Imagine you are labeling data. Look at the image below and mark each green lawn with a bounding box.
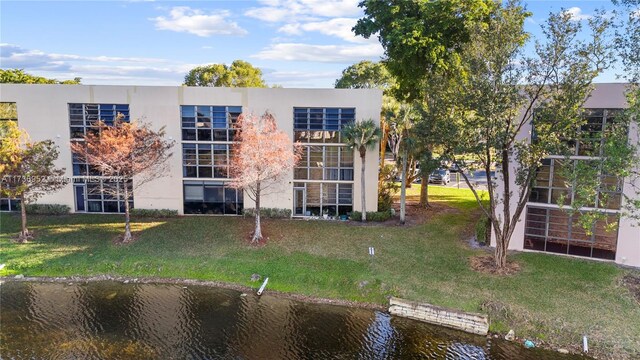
[1,186,638,358]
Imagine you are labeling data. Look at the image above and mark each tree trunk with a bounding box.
[419,175,430,208]
[252,181,263,243]
[19,197,29,242]
[494,234,507,269]
[122,182,132,243]
[400,150,407,225]
[360,149,367,222]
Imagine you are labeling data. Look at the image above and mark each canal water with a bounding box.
[0,281,586,359]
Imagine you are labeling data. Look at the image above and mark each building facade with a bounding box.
[491,83,640,268]
[0,85,382,216]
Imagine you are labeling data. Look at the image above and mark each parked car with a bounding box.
[449,163,461,173]
[429,169,450,184]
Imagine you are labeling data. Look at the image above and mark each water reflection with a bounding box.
[0,281,584,359]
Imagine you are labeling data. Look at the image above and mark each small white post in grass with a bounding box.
[257,277,269,296]
[583,335,588,353]
[368,247,375,256]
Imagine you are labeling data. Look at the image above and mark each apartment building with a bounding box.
[0,85,382,217]
[492,83,640,268]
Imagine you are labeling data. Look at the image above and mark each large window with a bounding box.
[294,145,354,181]
[183,181,243,215]
[0,103,19,211]
[69,103,131,213]
[524,206,618,260]
[293,107,355,217]
[529,158,623,210]
[293,182,352,217]
[182,144,230,178]
[69,103,130,140]
[527,108,625,260]
[73,179,133,213]
[181,105,241,141]
[294,107,355,143]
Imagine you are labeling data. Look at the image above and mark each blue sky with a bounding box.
[0,0,632,88]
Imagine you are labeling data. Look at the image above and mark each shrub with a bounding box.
[350,210,393,222]
[25,204,70,215]
[378,164,399,212]
[243,208,291,218]
[130,208,178,218]
[475,214,491,245]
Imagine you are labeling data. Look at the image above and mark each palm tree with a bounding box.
[342,119,381,222]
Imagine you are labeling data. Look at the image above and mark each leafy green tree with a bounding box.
[342,119,381,222]
[183,60,267,87]
[335,60,395,90]
[354,0,495,100]
[0,121,66,242]
[0,69,80,84]
[447,3,616,269]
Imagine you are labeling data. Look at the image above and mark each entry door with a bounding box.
[74,185,86,212]
[294,188,306,216]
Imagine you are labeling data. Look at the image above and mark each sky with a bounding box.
[0,0,633,88]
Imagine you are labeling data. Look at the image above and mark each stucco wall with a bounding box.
[0,84,382,215]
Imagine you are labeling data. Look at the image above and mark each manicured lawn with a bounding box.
[1,186,638,358]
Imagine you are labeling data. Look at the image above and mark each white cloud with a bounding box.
[245,0,361,22]
[278,17,373,43]
[253,42,383,63]
[0,43,194,85]
[564,7,592,21]
[151,7,247,37]
[632,8,640,19]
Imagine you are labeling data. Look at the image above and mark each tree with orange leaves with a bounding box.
[71,118,174,243]
[229,112,301,244]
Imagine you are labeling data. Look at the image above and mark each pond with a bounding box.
[0,281,586,359]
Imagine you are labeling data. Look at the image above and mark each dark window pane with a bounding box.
[182,129,196,140]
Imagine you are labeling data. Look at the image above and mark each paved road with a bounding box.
[425,170,495,191]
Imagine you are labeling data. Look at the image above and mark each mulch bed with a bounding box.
[469,255,521,275]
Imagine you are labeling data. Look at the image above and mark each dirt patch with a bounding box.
[111,232,141,245]
[470,255,521,276]
[621,273,640,304]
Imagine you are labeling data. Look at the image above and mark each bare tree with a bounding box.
[71,118,174,243]
[229,112,302,243]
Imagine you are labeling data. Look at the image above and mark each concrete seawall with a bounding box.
[389,297,489,335]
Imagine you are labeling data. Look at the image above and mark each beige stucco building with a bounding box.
[0,84,382,217]
[491,83,640,268]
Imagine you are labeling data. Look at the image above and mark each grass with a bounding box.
[1,186,638,358]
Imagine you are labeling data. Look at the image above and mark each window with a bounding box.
[181,105,241,142]
[69,103,130,140]
[183,181,243,215]
[529,158,623,210]
[292,107,355,216]
[182,143,230,178]
[294,146,354,181]
[74,179,133,213]
[0,198,20,212]
[68,104,132,213]
[524,206,618,260]
[293,182,352,217]
[294,107,355,144]
[0,102,18,122]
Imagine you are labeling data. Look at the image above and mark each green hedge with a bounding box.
[25,204,70,215]
[129,208,178,218]
[243,208,292,218]
[349,210,393,222]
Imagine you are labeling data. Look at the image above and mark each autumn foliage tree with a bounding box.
[229,112,301,243]
[0,121,66,242]
[71,118,174,243]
